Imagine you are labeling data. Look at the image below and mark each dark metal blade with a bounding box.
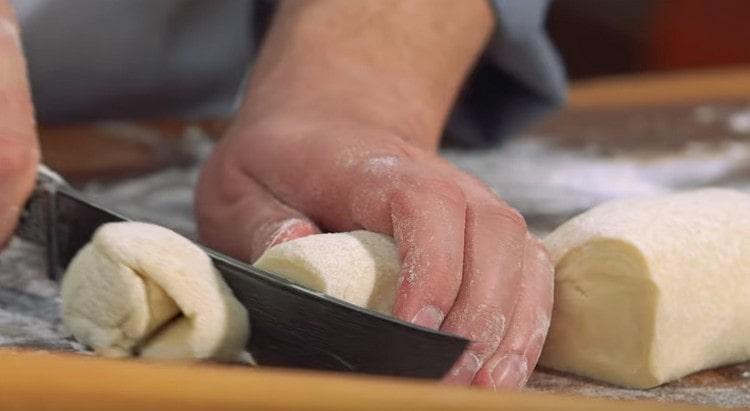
[17,184,469,379]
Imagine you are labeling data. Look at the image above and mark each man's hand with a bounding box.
[198,122,554,389]
[197,0,553,389]
[0,1,40,247]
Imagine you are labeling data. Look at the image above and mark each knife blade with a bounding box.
[16,167,468,379]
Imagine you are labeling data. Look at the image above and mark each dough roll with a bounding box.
[254,231,401,315]
[61,222,249,361]
[541,189,750,388]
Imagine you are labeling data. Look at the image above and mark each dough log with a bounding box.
[254,231,401,315]
[61,222,249,361]
[541,189,750,388]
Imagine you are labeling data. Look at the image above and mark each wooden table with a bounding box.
[19,66,750,409]
[0,349,714,411]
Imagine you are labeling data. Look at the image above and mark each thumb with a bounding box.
[1,2,40,247]
[195,154,320,264]
[0,137,39,247]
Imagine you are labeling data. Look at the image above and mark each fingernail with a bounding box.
[491,354,528,390]
[446,352,481,384]
[411,305,444,330]
[266,218,309,248]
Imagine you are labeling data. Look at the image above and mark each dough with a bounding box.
[61,222,249,361]
[254,231,400,314]
[541,188,750,388]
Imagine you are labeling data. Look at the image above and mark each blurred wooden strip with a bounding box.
[0,349,713,411]
[37,119,228,185]
[568,66,750,109]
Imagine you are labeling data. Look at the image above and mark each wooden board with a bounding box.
[0,349,716,411]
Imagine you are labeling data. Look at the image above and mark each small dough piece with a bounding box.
[541,189,750,388]
[254,231,400,314]
[61,222,249,361]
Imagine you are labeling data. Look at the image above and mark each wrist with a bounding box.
[225,109,424,162]
[235,100,435,154]
[234,0,494,152]
[236,60,442,151]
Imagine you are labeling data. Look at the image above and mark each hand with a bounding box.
[196,120,554,389]
[0,1,40,247]
[196,0,553,389]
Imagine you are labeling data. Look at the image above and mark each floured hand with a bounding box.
[195,0,553,389]
[197,122,553,388]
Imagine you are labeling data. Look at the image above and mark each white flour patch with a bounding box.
[445,137,750,220]
[728,110,750,134]
[366,155,399,171]
[693,106,719,124]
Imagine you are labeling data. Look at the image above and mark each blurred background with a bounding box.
[548,0,750,78]
[36,0,750,230]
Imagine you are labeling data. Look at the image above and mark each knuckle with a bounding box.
[392,175,467,212]
[497,206,527,231]
[473,201,527,233]
[421,177,467,206]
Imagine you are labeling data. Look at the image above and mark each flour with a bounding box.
[693,106,719,124]
[445,137,750,221]
[728,110,750,134]
[365,155,400,173]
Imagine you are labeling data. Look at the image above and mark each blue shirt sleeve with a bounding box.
[444,0,567,147]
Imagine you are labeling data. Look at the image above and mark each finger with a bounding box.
[0,2,34,130]
[0,2,39,246]
[0,135,39,247]
[441,178,527,385]
[195,150,320,263]
[314,151,468,329]
[388,175,467,330]
[472,234,554,390]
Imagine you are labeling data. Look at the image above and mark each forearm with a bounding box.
[236,0,494,151]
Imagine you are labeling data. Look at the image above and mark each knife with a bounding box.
[15,166,468,379]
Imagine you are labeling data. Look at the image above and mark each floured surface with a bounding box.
[0,239,85,351]
[528,366,750,408]
[2,104,750,407]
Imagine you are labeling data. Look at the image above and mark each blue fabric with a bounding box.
[15,0,566,146]
[445,0,567,146]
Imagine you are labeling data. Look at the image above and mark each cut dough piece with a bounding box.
[254,231,400,314]
[541,188,750,388]
[61,222,249,361]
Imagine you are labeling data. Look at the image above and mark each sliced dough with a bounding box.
[254,231,400,314]
[541,188,750,388]
[61,222,249,361]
